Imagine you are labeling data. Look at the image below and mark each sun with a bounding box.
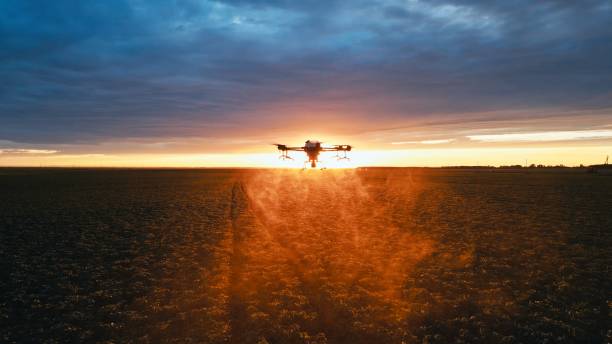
[316,152,357,169]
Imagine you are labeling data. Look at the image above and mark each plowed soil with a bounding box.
[1,168,610,343]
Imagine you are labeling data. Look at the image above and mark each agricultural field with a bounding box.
[1,168,610,343]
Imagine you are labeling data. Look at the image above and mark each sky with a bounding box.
[1,0,612,167]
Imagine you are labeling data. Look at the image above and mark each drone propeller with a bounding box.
[272,143,288,151]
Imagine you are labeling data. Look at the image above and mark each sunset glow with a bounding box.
[2,145,611,168]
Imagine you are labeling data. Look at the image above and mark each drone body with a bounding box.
[274,140,352,168]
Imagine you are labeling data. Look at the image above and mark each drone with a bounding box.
[274,140,352,168]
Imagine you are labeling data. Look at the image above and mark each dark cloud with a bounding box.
[1,0,611,145]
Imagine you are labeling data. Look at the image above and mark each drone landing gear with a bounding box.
[279,150,293,161]
[335,150,350,161]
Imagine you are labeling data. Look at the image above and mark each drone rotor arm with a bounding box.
[321,145,352,151]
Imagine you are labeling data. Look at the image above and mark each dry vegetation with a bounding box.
[1,168,610,343]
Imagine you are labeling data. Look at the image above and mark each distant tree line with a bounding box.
[442,164,587,169]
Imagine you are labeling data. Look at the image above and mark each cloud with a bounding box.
[0,0,611,148]
[392,139,455,145]
[467,129,612,142]
[0,149,58,154]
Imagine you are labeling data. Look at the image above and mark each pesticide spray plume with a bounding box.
[222,168,442,341]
